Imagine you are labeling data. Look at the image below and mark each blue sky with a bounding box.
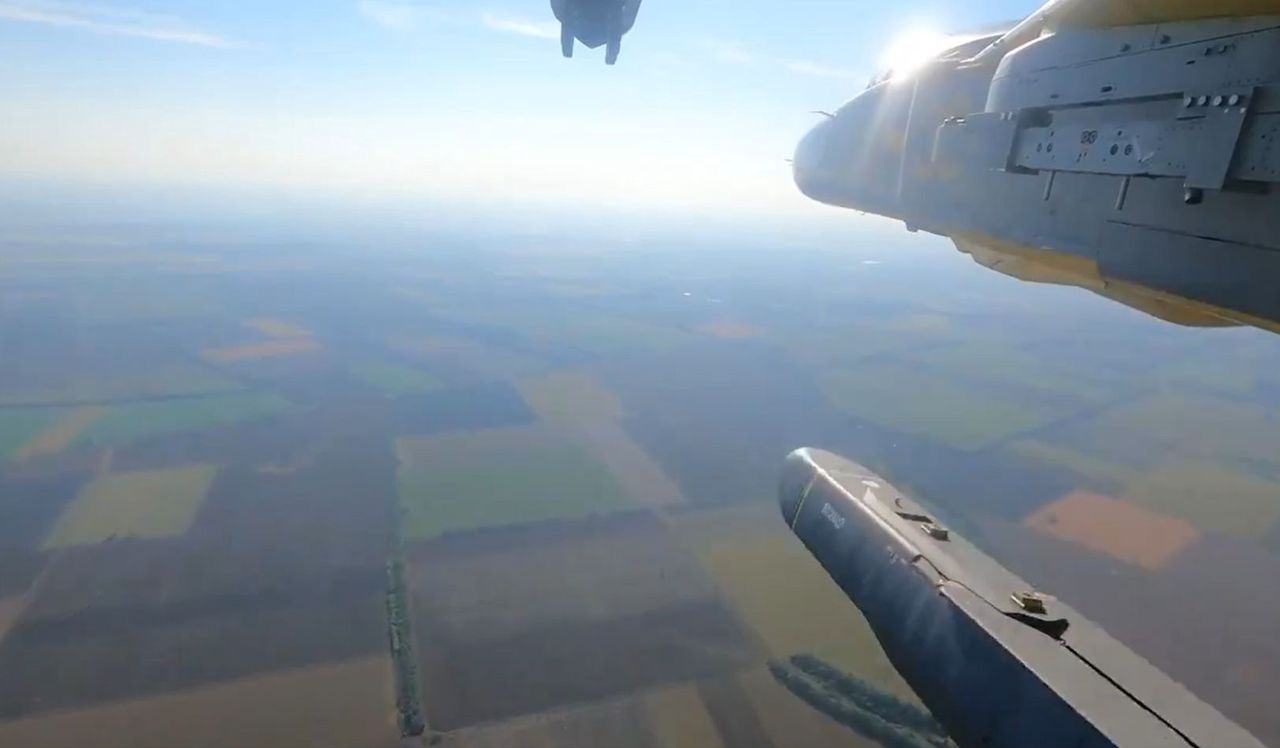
[0,0,1036,222]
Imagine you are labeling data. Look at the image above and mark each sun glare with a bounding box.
[878,28,952,77]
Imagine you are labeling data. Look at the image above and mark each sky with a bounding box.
[0,0,1038,226]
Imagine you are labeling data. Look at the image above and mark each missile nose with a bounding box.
[779,448,818,527]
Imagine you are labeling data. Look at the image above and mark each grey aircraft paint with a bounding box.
[794,15,1280,333]
[779,448,1267,748]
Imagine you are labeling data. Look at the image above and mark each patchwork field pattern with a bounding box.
[407,511,760,730]
[73,393,299,451]
[519,370,684,507]
[818,362,1076,451]
[0,655,399,748]
[0,579,388,717]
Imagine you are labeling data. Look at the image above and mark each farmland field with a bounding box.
[1022,491,1199,571]
[202,338,321,363]
[646,683,725,748]
[245,318,313,339]
[416,597,758,730]
[0,655,398,748]
[669,503,913,699]
[350,360,444,397]
[818,362,1076,451]
[443,690,660,748]
[0,584,389,716]
[73,393,298,450]
[518,370,625,423]
[14,406,104,459]
[1120,462,1280,538]
[406,511,717,642]
[42,464,216,549]
[396,426,634,539]
[1,226,1279,747]
[0,409,58,461]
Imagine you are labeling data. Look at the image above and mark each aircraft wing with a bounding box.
[948,235,1280,333]
[975,0,1280,63]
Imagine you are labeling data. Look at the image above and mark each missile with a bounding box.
[779,447,1265,748]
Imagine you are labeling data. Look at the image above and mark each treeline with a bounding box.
[768,654,951,748]
[386,553,426,737]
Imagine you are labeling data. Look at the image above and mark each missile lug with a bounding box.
[920,522,950,541]
[1011,591,1048,615]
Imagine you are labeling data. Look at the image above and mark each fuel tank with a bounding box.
[794,15,1280,333]
[779,448,1266,748]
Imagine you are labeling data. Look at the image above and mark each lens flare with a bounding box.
[878,28,951,76]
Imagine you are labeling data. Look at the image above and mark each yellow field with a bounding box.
[574,422,685,507]
[245,318,312,338]
[669,503,915,700]
[15,407,104,460]
[201,338,320,363]
[518,370,624,423]
[645,684,724,748]
[518,371,684,507]
[42,465,216,549]
[443,673,874,748]
[696,321,763,339]
[0,655,399,748]
[443,690,657,748]
[0,595,28,647]
[257,458,306,476]
[1023,491,1198,571]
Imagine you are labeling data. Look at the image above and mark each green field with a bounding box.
[72,392,298,449]
[1007,439,1137,489]
[672,504,913,700]
[1050,392,1280,473]
[518,370,624,424]
[387,335,547,380]
[1122,461,1280,538]
[43,464,217,548]
[397,429,634,539]
[818,362,1075,450]
[349,360,444,397]
[0,364,242,407]
[901,342,1122,405]
[497,316,694,357]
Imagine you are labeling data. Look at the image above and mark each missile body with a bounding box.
[779,448,1265,748]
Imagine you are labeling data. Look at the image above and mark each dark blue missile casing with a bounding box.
[779,448,1265,748]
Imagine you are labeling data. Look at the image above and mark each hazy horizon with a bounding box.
[0,0,1036,221]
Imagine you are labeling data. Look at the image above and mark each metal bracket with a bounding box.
[932,111,1023,174]
[1181,88,1255,190]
